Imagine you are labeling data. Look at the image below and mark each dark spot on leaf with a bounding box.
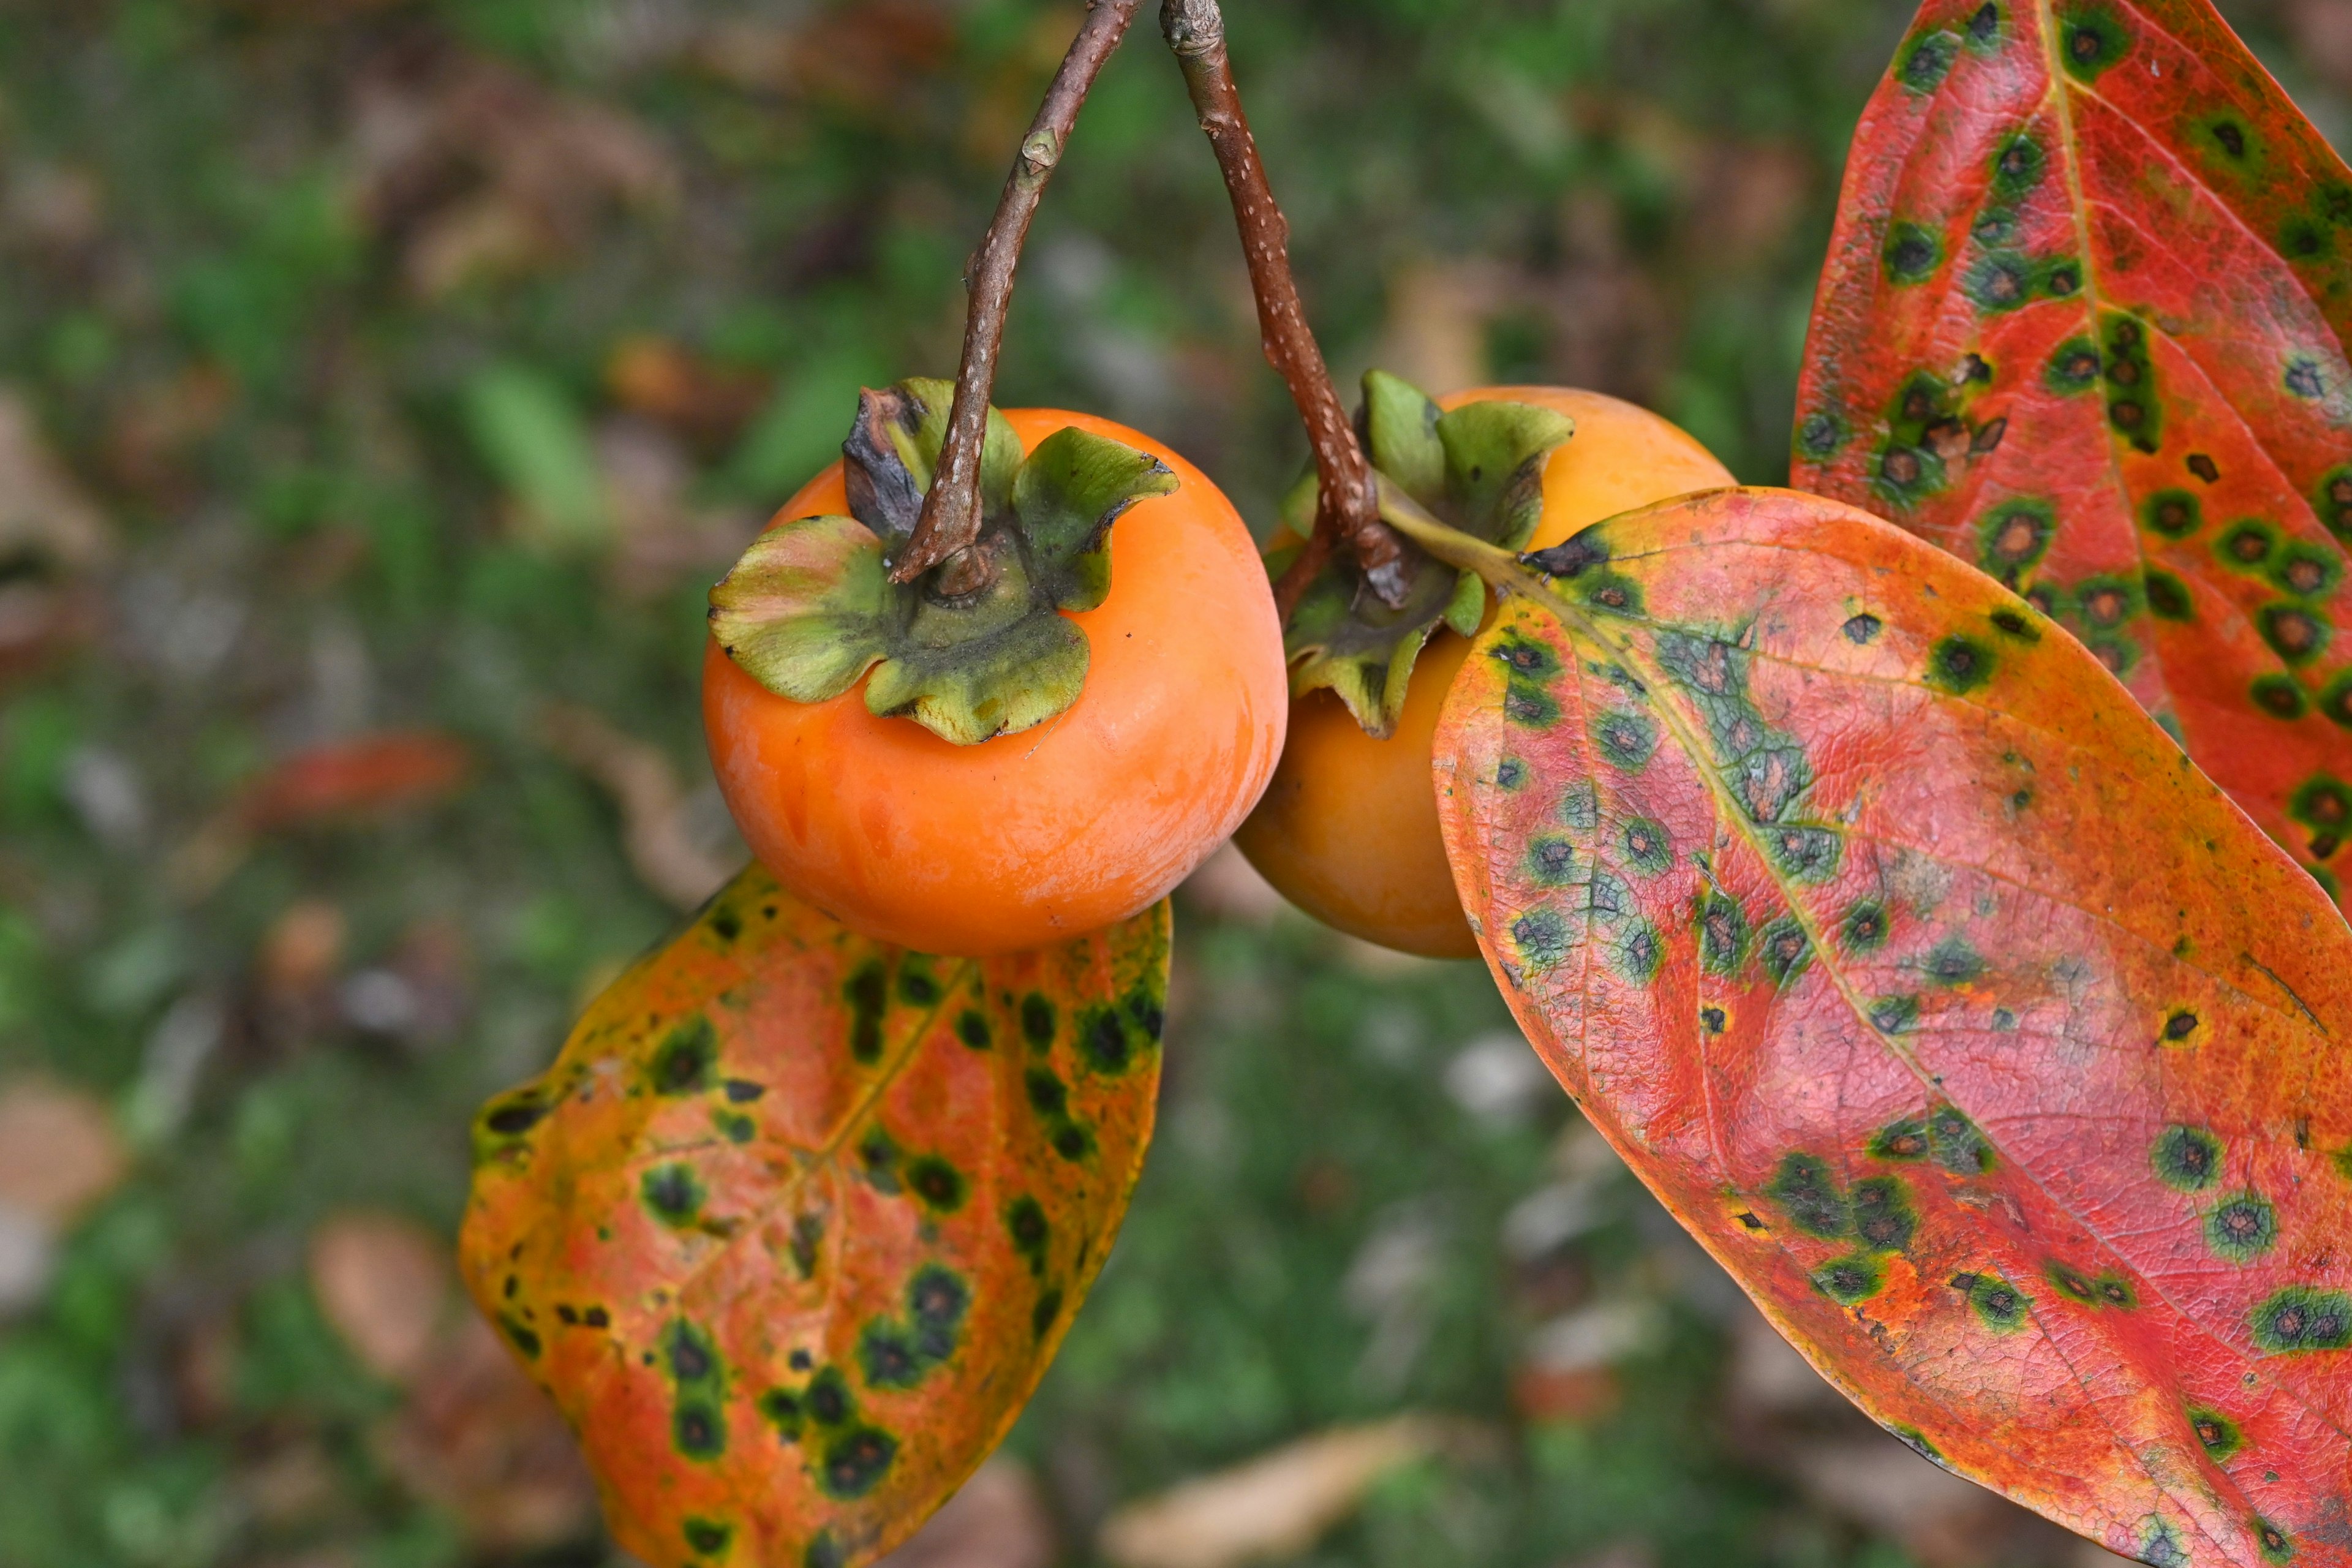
[1926,937,1983,985]
[1033,1286,1065,1341]
[1701,1006,1727,1035]
[1623,818,1671,875]
[1698,895,1749,974]
[1528,837,1577,886]
[2146,571,2192,620]
[1812,1254,1883,1303]
[1512,908,1572,969]
[2165,1009,2199,1041]
[1872,1118,1929,1161]
[2145,491,2200,538]
[653,1017,718,1095]
[724,1079,764,1102]
[957,1010,992,1050]
[1931,1106,1992,1174]
[1798,413,1846,460]
[844,963,886,1065]
[1524,529,1609,578]
[1843,614,1882,644]
[2288,358,2328,400]
[643,1163,706,1226]
[1007,1196,1049,1273]
[2190,454,2221,484]
[1871,995,1921,1033]
[1082,1008,1133,1073]
[1593,711,1657,771]
[1760,919,1811,985]
[1884,222,1942,284]
[1504,680,1562,728]
[820,1427,897,1499]
[1852,1176,1917,1251]
[2154,1124,2223,1191]
[2252,1286,2352,1352]
[675,1400,726,1460]
[1899,29,1959,91]
[806,1368,850,1426]
[1020,993,1055,1049]
[907,1155,967,1213]
[484,1095,548,1136]
[2261,605,2329,665]
[2254,675,2309,720]
[896,960,940,1008]
[1928,635,1992,693]
[1967,1272,2029,1332]
[1769,1152,1847,1237]
[2208,1193,2278,1261]
[685,1518,733,1556]
[1024,1067,1068,1117]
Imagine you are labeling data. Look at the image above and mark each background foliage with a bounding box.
[3,1,2348,1566]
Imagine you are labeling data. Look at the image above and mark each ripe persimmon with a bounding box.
[705,386,1287,958]
[1236,384,1735,958]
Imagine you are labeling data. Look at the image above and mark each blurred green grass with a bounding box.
[1,2,2345,1566]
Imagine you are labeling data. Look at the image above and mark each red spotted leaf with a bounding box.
[1793,0,2352,906]
[1435,488,2352,1566]
[458,867,1167,1568]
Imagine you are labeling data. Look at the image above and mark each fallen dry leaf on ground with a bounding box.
[309,1210,453,1385]
[0,1077,129,1227]
[241,731,473,829]
[537,701,734,909]
[374,1311,598,1553]
[349,43,676,298]
[1098,1417,1443,1568]
[604,336,772,453]
[875,1458,1057,1568]
[0,386,114,573]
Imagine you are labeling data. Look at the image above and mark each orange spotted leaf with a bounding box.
[458,866,1167,1568]
[1793,0,2352,906]
[1436,488,2352,1567]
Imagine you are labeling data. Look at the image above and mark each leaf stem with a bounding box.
[891,0,1148,595]
[1159,0,1407,617]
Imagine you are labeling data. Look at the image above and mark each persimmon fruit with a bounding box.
[705,405,1287,958]
[1235,386,1735,958]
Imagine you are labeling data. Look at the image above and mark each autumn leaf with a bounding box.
[1793,0,2352,908]
[1434,488,2352,1566]
[459,866,1169,1568]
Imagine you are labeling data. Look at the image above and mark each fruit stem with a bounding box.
[1159,0,1408,619]
[1373,477,1550,598]
[892,0,1148,595]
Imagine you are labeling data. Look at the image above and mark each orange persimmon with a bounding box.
[1235,386,1735,958]
[705,408,1287,957]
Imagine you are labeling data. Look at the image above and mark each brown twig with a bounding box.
[1161,0,1406,617]
[891,0,1148,595]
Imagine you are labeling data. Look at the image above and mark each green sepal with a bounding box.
[1442,570,1488,638]
[1362,370,1446,511]
[709,379,1175,746]
[1016,426,1180,613]
[1281,371,1574,736]
[886,379,1026,533]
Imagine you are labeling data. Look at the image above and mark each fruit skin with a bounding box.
[706,408,1286,957]
[1235,387,1733,958]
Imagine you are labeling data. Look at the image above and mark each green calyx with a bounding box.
[708,378,1178,745]
[1279,371,1574,737]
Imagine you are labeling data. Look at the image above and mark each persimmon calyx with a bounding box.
[708,379,1177,747]
[1276,370,1572,738]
